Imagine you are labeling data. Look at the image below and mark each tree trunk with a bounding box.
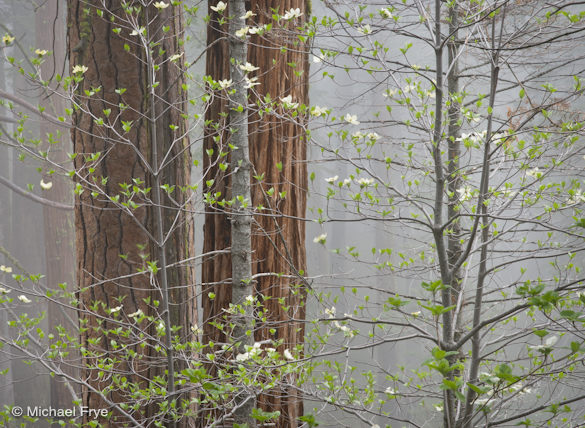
[67,1,195,426]
[36,0,79,412]
[203,1,308,426]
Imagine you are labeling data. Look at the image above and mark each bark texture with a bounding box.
[203,1,308,426]
[68,2,194,426]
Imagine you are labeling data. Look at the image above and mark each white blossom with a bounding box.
[128,309,143,318]
[153,2,169,9]
[457,131,486,145]
[385,387,397,395]
[239,62,259,72]
[282,8,302,20]
[357,24,372,34]
[404,83,419,94]
[40,179,53,190]
[72,65,88,74]
[240,10,256,19]
[343,178,351,186]
[283,349,295,360]
[357,177,374,187]
[235,27,249,38]
[325,175,338,184]
[0,287,9,294]
[457,186,473,202]
[313,233,327,244]
[1,265,13,273]
[244,77,260,88]
[110,305,123,314]
[35,49,47,56]
[311,105,328,117]
[381,8,393,19]
[280,95,299,109]
[340,325,354,337]
[2,34,15,45]
[169,53,183,62]
[568,190,585,204]
[217,79,232,89]
[526,167,541,178]
[248,26,265,35]
[325,306,336,318]
[18,295,31,304]
[236,352,250,361]
[210,1,227,13]
[129,27,146,36]
[344,114,360,125]
[312,54,324,63]
[245,295,255,304]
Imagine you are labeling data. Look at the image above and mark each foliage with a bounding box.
[0,0,585,427]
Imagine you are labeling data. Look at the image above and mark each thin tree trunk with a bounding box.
[68,2,194,426]
[202,1,308,426]
[228,2,256,425]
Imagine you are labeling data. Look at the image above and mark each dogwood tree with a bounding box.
[301,0,585,427]
[0,0,585,427]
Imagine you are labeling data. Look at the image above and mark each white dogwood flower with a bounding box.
[210,1,227,13]
[313,233,327,244]
[239,62,259,72]
[240,10,256,19]
[40,179,53,190]
[235,27,249,38]
[311,105,328,116]
[282,8,302,20]
[2,34,15,45]
[244,77,260,88]
[357,24,372,34]
[280,95,299,109]
[344,114,360,125]
[217,79,232,89]
[18,295,32,304]
[72,65,88,74]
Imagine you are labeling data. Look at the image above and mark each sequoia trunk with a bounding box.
[68,1,195,426]
[203,1,308,426]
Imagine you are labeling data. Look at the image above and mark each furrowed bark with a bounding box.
[203,1,308,425]
[68,2,194,426]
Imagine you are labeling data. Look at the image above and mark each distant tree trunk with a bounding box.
[67,1,195,426]
[0,2,14,406]
[36,0,79,411]
[203,1,308,426]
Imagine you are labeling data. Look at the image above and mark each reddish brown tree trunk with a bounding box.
[68,1,195,426]
[203,1,308,426]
